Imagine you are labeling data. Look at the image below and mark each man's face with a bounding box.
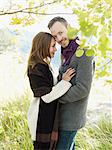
[49,21,69,48]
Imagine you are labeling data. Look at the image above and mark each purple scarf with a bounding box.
[61,37,79,66]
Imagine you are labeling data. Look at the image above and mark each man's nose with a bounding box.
[57,35,62,42]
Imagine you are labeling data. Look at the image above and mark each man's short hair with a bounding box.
[48,16,68,29]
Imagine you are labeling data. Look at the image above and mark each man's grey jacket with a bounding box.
[58,52,95,131]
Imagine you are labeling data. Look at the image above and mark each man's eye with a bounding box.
[59,32,63,35]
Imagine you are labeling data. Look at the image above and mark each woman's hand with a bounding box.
[62,68,76,82]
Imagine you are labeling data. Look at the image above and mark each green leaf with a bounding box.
[85,49,95,56]
[10,17,22,25]
[100,70,108,77]
[67,26,78,39]
[76,49,84,57]
[79,38,86,48]
[98,35,110,56]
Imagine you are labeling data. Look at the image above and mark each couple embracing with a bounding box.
[27,17,94,150]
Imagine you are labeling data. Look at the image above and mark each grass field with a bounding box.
[0,93,112,150]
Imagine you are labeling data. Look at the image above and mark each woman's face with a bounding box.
[49,38,57,58]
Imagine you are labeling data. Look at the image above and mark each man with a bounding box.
[48,17,94,150]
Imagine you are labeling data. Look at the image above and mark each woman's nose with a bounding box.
[54,47,57,52]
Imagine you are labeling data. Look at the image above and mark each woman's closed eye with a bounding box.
[52,44,55,48]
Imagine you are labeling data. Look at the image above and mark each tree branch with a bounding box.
[0,0,59,16]
[0,11,73,15]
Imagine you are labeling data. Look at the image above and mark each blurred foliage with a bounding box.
[65,0,112,79]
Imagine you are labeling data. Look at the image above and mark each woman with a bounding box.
[27,32,75,150]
